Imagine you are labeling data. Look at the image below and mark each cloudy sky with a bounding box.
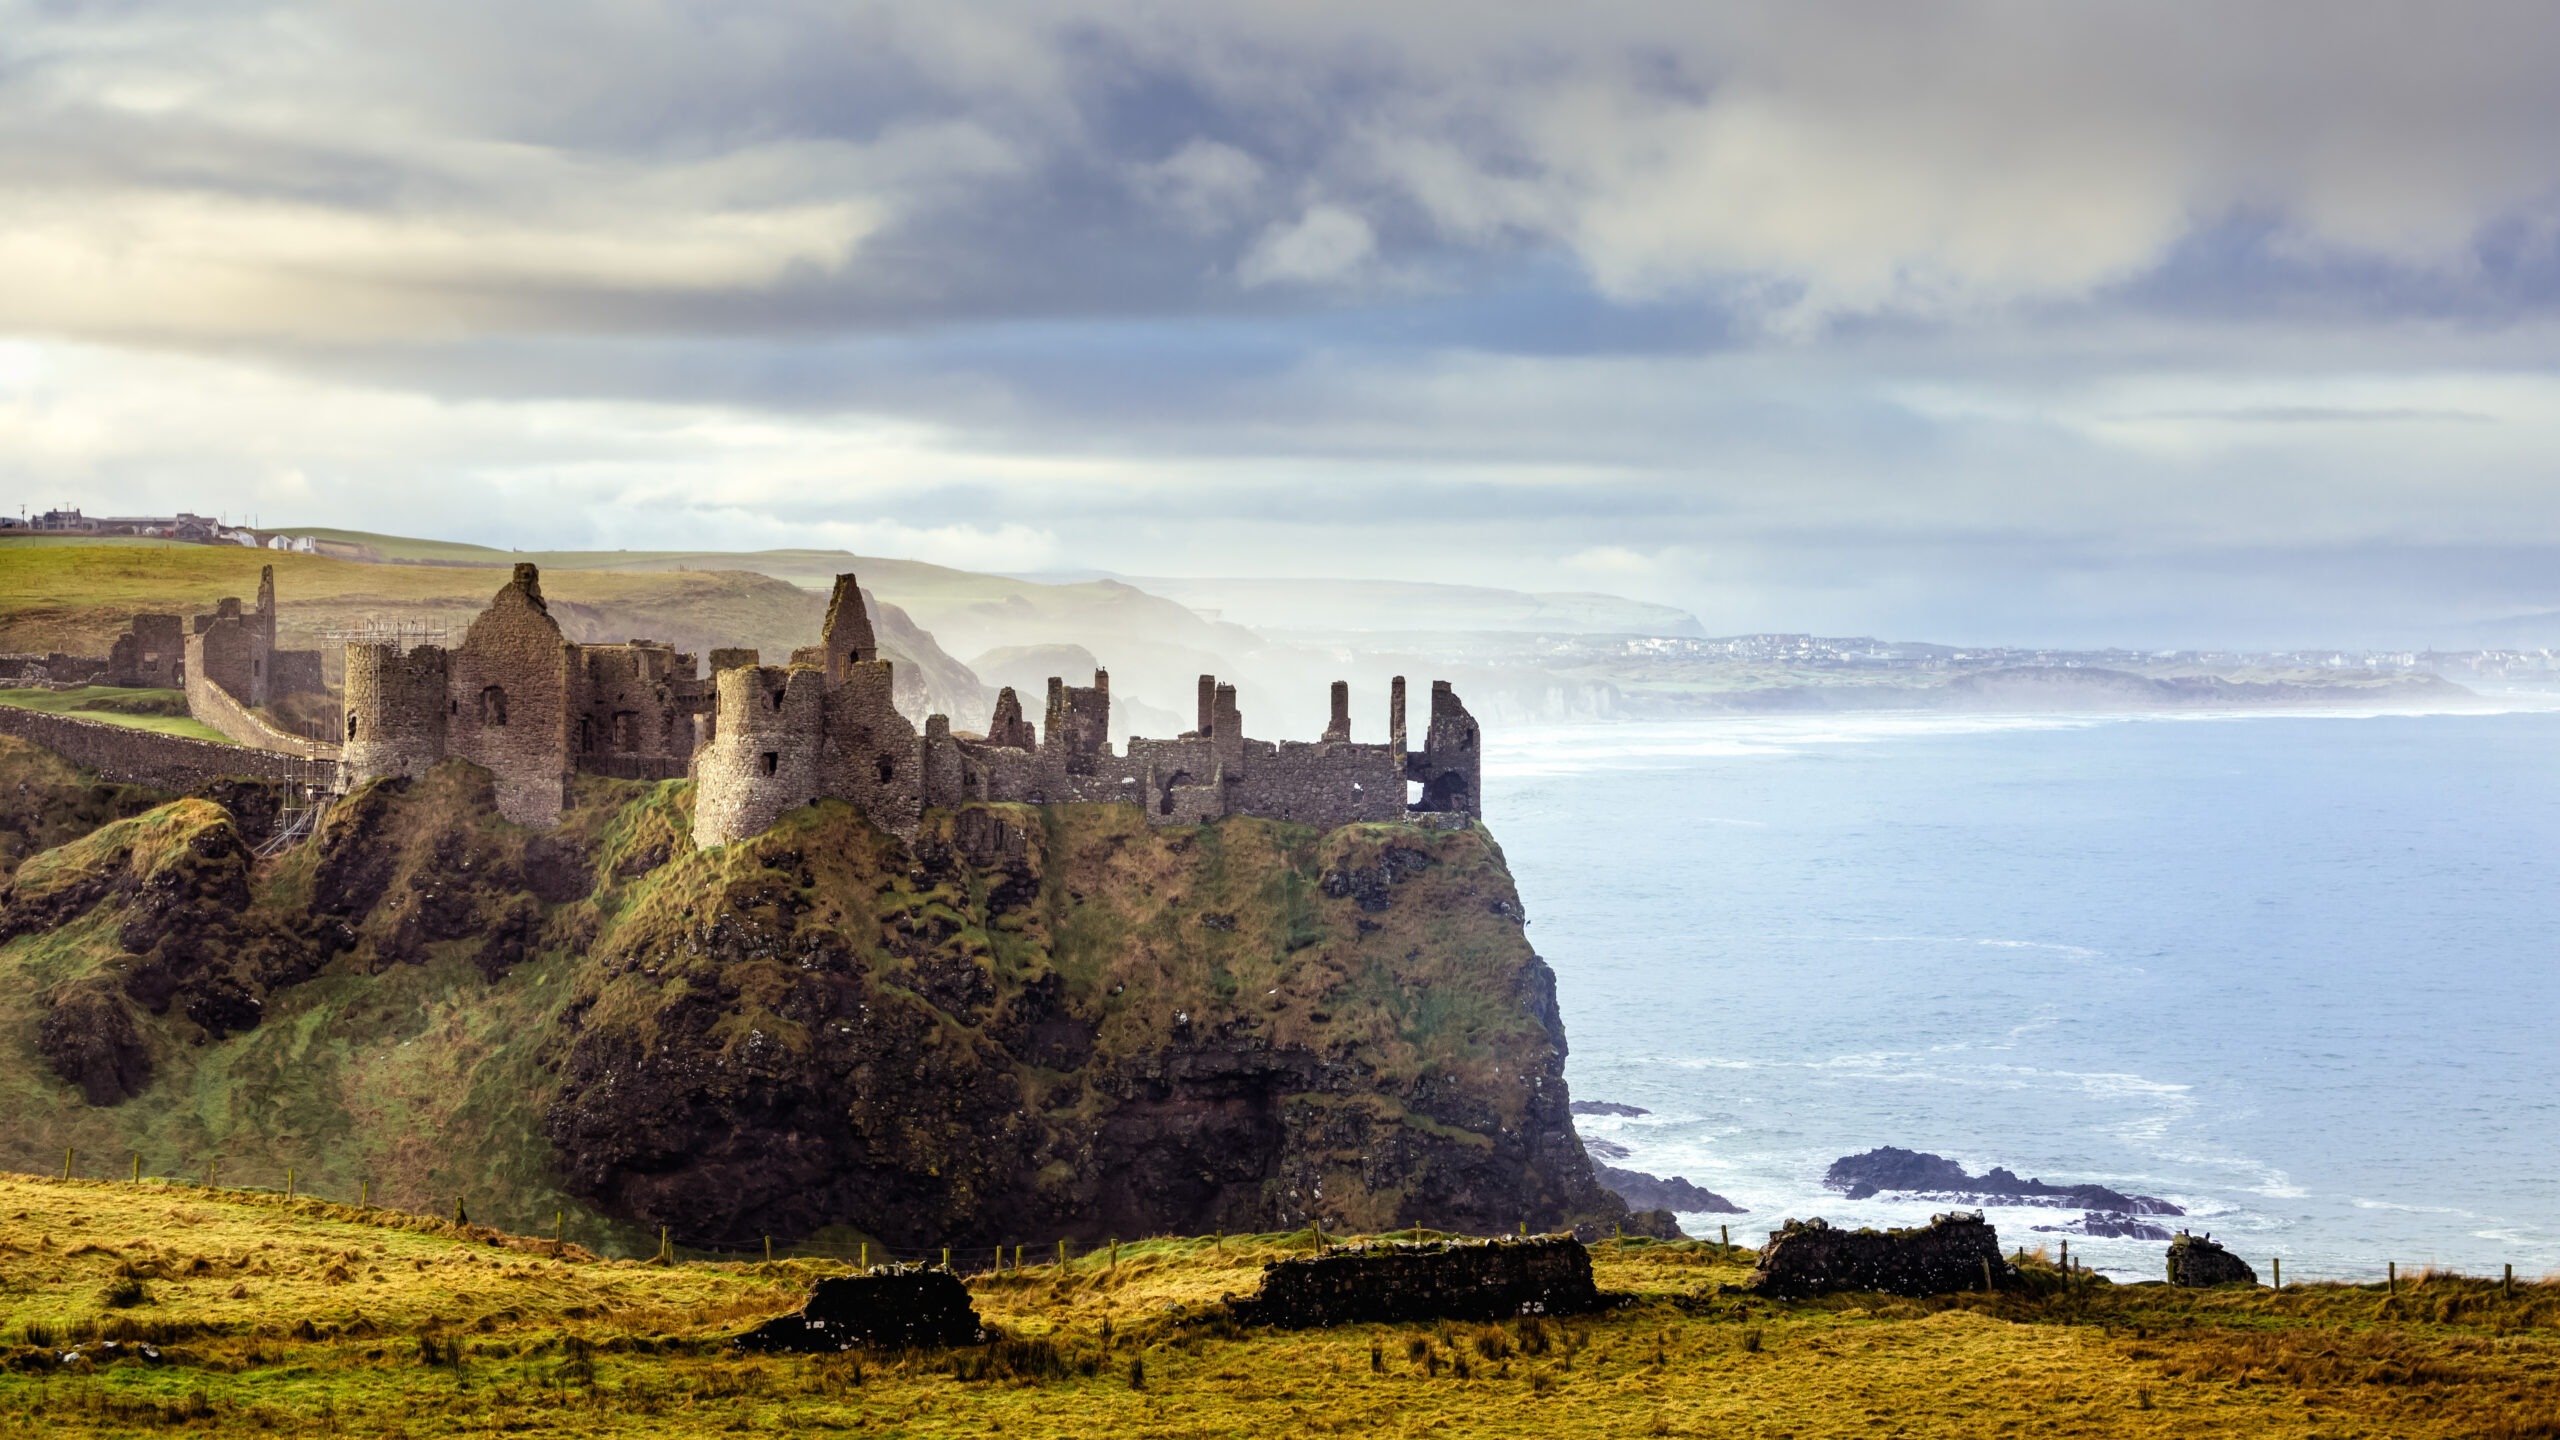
[4,1,2559,646]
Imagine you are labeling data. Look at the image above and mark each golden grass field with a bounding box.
[2,1173,2554,1438]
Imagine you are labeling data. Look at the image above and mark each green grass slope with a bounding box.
[0,686,229,743]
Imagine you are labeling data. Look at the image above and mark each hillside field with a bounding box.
[1,1172,2555,1438]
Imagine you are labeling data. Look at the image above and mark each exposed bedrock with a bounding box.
[542,800,1631,1248]
[1824,1146,2182,1215]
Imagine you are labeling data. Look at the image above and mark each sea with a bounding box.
[1487,703,2560,1283]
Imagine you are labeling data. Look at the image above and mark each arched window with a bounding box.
[347,713,361,742]
[874,754,895,784]
[1159,770,1192,816]
[479,685,508,726]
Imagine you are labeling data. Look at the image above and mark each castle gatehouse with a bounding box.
[343,564,1481,847]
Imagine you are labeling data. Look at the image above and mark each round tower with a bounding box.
[693,664,826,847]
[342,642,450,785]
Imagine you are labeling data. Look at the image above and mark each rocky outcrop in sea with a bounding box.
[1824,1147,2182,1215]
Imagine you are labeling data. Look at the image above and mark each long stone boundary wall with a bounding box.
[1742,1212,2017,1298]
[183,658,341,760]
[0,705,334,791]
[1227,1237,1611,1328]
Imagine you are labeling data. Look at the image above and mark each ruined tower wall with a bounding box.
[1408,680,1482,819]
[187,614,260,709]
[447,564,574,829]
[821,661,923,838]
[108,615,184,689]
[694,665,829,847]
[343,642,451,783]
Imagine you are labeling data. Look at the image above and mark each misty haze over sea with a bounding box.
[1494,703,2560,1282]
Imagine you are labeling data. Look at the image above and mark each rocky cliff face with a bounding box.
[0,750,1628,1252]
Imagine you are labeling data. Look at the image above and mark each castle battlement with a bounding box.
[340,564,1483,844]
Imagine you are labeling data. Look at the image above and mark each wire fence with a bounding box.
[21,1147,2546,1291]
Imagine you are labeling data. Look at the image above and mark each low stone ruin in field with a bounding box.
[1743,1212,2018,1298]
[1227,1237,1613,1328]
[2166,1232,2259,1287]
[733,1267,987,1352]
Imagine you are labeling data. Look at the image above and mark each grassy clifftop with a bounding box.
[0,755,1622,1255]
[1,1172,2552,1439]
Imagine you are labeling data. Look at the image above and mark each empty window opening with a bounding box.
[347,714,361,741]
[768,688,785,712]
[579,716,594,753]
[1159,770,1192,816]
[1419,772,1469,811]
[612,711,638,749]
[759,752,779,776]
[479,685,508,726]
[874,754,895,784]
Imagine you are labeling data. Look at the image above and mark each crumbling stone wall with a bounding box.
[0,654,111,686]
[107,616,184,688]
[1407,681,1482,818]
[1744,1212,2017,1298]
[2167,1232,2258,1287]
[447,564,576,828]
[573,641,705,781]
[0,706,333,791]
[1228,1237,1609,1328]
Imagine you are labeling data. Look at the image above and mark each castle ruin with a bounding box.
[344,564,1482,846]
[103,564,328,704]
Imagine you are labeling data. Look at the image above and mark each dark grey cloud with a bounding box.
[6,1,2560,647]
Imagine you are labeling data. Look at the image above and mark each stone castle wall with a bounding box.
[330,563,1486,847]
[343,642,450,782]
[0,705,333,791]
[1228,1238,1609,1328]
[1744,1212,2017,1298]
[182,657,339,759]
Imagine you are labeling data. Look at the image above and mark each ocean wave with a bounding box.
[2355,1198,2478,1217]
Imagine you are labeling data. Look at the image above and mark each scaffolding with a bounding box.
[322,619,452,650]
[255,749,339,858]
